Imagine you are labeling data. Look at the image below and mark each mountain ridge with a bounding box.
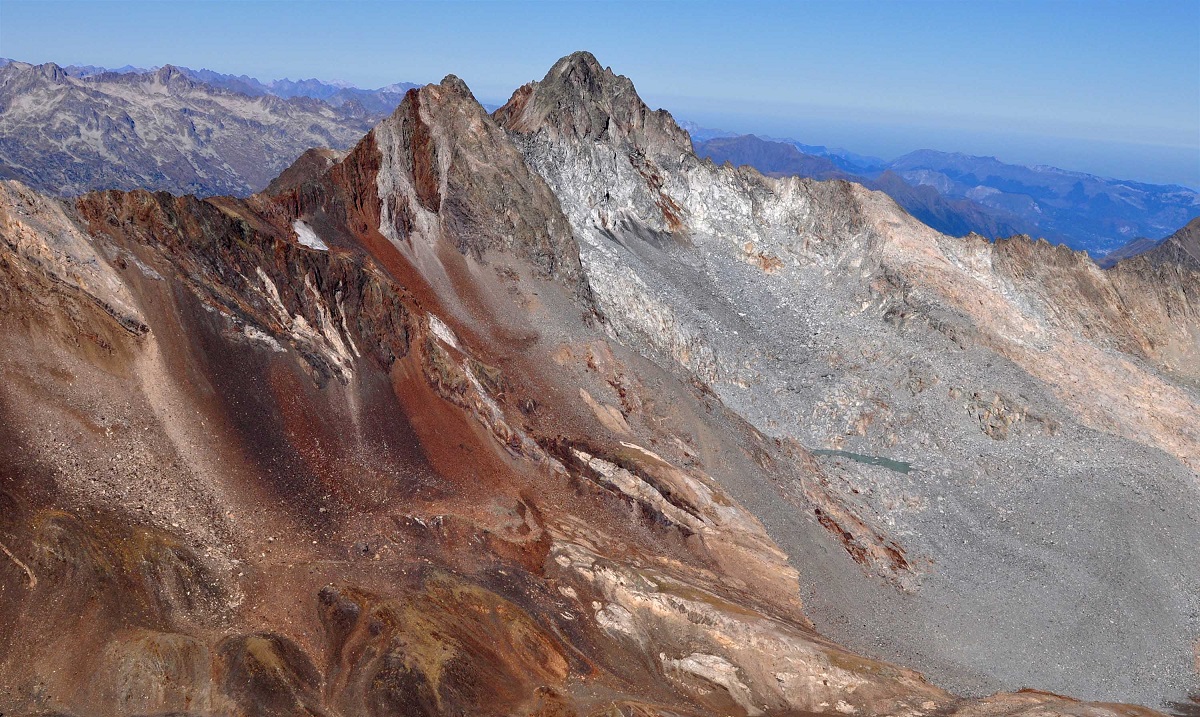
[1141,215,1200,270]
[689,129,1200,256]
[6,54,1193,259]
[13,56,426,108]
[0,59,397,196]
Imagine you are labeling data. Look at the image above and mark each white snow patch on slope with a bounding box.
[292,220,328,251]
[428,314,460,350]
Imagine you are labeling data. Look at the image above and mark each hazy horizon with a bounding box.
[3,0,1197,188]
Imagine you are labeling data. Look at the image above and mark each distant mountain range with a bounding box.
[27,58,423,115]
[0,60,415,196]
[691,128,1200,258]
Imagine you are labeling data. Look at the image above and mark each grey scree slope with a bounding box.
[495,51,1200,710]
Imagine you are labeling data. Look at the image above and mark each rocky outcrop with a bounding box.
[264,147,344,196]
[0,181,147,336]
[494,51,692,154]
[370,77,584,287]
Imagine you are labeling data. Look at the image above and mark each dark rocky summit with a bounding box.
[0,51,1196,716]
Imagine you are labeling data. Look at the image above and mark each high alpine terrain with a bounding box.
[0,61,398,196]
[45,58,422,115]
[0,51,1196,716]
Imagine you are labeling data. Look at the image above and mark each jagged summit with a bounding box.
[542,50,627,105]
[378,72,483,124]
[151,64,188,84]
[436,72,474,99]
[33,61,67,83]
[289,67,585,295]
[553,49,607,77]
[494,51,692,154]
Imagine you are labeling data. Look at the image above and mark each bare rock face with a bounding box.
[494,51,692,154]
[264,147,344,197]
[1139,216,1200,271]
[0,170,969,716]
[0,51,1195,717]
[370,77,584,288]
[0,181,148,336]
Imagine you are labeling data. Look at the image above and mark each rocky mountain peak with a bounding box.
[307,70,585,292]
[36,61,67,83]
[546,49,615,93]
[153,64,186,83]
[145,64,199,92]
[437,73,473,99]
[378,73,479,124]
[494,51,692,156]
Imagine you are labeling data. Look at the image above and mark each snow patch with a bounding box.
[428,314,460,350]
[292,220,328,251]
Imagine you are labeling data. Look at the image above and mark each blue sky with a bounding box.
[2,0,1198,187]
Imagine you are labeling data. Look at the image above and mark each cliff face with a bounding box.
[0,52,1196,717]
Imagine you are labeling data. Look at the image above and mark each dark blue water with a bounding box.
[811,449,912,474]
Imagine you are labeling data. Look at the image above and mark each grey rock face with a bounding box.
[0,62,389,197]
[1141,215,1200,270]
[497,51,1200,710]
[369,75,585,289]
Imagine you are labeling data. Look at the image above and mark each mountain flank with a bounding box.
[0,51,1197,715]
